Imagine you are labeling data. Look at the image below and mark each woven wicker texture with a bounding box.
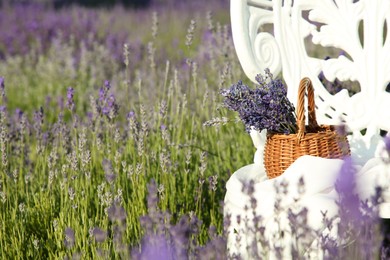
[264,78,351,179]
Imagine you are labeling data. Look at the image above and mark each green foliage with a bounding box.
[0,3,254,258]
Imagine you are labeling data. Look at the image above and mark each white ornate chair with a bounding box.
[224,0,390,258]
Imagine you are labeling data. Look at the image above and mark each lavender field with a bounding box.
[1,1,389,259]
[0,1,252,258]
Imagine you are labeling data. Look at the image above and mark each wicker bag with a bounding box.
[264,77,350,179]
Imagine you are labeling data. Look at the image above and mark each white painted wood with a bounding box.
[230,0,390,150]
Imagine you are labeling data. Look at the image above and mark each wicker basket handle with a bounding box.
[297,77,319,141]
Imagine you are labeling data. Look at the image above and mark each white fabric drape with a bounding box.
[224,131,390,259]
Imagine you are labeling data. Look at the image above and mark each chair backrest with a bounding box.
[231,0,390,162]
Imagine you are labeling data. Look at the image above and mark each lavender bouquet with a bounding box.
[221,69,297,134]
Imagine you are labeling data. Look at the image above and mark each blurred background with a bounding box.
[0,0,227,9]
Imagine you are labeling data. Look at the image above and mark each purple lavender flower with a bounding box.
[14,108,23,117]
[57,96,64,111]
[64,227,75,249]
[86,112,93,120]
[221,69,296,134]
[42,131,49,146]
[92,227,107,243]
[133,234,172,259]
[0,5,130,62]
[99,80,111,102]
[0,77,5,98]
[97,81,119,119]
[33,107,44,136]
[127,111,135,119]
[107,203,127,222]
[99,87,106,102]
[102,94,118,118]
[104,80,111,90]
[335,157,362,229]
[66,87,75,111]
[384,135,390,153]
[101,105,110,115]
[107,94,115,107]
[102,158,116,183]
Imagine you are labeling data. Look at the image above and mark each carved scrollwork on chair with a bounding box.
[231,0,390,155]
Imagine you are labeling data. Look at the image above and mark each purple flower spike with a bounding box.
[14,108,23,119]
[107,203,127,222]
[92,227,107,243]
[64,227,75,249]
[335,157,361,221]
[127,111,135,119]
[99,87,105,102]
[107,94,115,106]
[104,80,111,90]
[102,94,118,118]
[86,111,93,120]
[97,80,118,119]
[384,135,390,153]
[0,77,5,98]
[66,87,74,100]
[136,234,172,260]
[57,96,64,111]
[66,87,75,111]
[102,106,110,115]
[102,158,116,183]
